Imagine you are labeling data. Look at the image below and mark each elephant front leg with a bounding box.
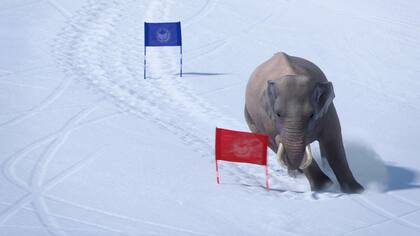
[319,138,364,193]
[303,160,333,191]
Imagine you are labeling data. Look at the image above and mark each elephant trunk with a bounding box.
[282,120,306,170]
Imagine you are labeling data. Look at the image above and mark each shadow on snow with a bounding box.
[337,141,420,192]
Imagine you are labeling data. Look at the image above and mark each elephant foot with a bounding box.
[340,181,364,194]
[309,175,333,192]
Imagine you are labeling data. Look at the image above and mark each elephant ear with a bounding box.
[264,80,277,119]
[313,81,335,120]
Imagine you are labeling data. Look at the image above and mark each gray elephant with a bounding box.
[245,52,363,193]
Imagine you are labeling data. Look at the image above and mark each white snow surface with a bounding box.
[1,0,420,235]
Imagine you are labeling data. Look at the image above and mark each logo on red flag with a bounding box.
[215,128,268,165]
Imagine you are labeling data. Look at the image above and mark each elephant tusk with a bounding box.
[300,144,313,169]
[275,135,281,146]
[276,142,286,167]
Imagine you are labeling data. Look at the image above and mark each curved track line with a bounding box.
[0,80,50,90]
[0,149,115,234]
[0,224,114,234]
[2,107,100,191]
[0,193,32,225]
[309,0,420,32]
[0,64,54,80]
[0,107,121,231]
[30,108,94,188]
[32,198,67,236]
[0,104,93,117]
[46,0,72,18]
[44,195,217,236]
[1,110,120,191]
[0,1,41,15]
[352,196,420,233]
[184,8,275,61]
[31,108,95,236]
[0,78,71,128]
[0,201,130,236]
[182,0,219,28]
[1,108,96,236]
[388,193,420,209]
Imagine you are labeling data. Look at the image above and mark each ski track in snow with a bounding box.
[182,0,218,28]
[0,105,127,236]
[0,1,41,16]
[0,76,71,128]
[353,196,420,232]
[181,1,279,61]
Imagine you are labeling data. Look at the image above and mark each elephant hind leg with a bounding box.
[244,106,258,133]
[303,160,333,191]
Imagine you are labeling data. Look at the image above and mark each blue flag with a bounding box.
[144,22,182,47]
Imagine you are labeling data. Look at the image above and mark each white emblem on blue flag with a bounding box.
[156,27,171,43]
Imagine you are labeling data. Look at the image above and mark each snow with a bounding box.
[1,0,420,235]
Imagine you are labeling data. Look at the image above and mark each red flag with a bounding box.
[215,128,270,190]
[215,128,268,165]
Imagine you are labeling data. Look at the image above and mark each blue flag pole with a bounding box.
[144,45,146,80]
[180,45,183,77]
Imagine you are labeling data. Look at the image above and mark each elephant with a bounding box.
[244,52,364,193]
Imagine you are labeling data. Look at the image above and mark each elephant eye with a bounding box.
[309,113,314,119]
[276,112,281,117]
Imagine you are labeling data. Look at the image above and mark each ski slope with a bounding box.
[1,0,420,235]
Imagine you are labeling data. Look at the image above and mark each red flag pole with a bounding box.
[265,165,269,191]
[215,160,220,184]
